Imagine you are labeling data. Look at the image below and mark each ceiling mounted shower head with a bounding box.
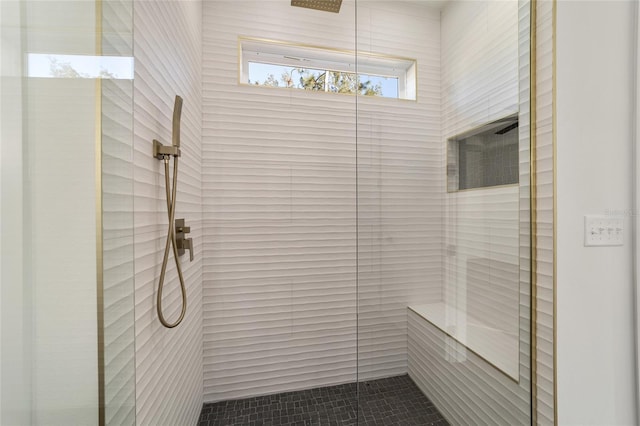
[291,0,342,13]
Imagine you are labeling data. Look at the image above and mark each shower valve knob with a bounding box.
[175,218,194,262]
[180,238,194,262]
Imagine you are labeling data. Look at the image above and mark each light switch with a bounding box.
[584,215,624,247]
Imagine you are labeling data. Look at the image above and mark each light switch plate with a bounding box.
[584,215,624,246]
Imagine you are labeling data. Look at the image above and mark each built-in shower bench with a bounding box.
[408,302,519,380]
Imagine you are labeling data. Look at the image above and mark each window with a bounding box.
[239,37,416,100]
[27,53,134,79]
[447,116,519,192]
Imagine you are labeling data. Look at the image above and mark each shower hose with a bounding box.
[157,154,187,328]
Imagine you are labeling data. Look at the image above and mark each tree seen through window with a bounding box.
[248,62,398,98]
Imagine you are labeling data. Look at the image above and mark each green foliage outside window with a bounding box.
[250,66,383,97]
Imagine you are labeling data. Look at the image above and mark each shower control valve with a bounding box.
[175,218,194,262]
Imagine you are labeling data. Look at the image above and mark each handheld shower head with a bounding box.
[152,95,183,159]
[172,95,183,148]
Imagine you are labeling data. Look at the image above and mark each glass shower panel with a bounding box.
[356,0,532,424]
[355,2,445,422]
[202,1,359,422]
[1,2,31,423]
[0,0,136,424]
[100,0,136,424]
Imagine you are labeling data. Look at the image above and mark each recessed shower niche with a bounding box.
[447,115,520,192]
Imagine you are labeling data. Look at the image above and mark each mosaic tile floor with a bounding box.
[198,374,449,426]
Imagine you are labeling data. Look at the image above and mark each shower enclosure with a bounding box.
[0,0,533,424]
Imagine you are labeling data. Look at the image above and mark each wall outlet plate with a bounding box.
[584,215,624,247]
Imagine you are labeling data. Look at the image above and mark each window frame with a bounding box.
[238,36,417,100]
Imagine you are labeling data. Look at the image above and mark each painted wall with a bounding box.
[556,1,637,424]
[132,0,203,424]
[202,0,442,402]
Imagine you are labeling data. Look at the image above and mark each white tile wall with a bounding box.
[102,77,137,426]
[101,1,136,424]
[132,0,203,424]
[202,0,442,402]
[355,1,443,381]
[441,0,520,330]
[0,1,549,423]
[441,0,521,358]
[408,309,529,425]
[202,0,358,403]
[534,0,555,423]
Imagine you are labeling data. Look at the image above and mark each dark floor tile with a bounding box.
[197,375,448,426]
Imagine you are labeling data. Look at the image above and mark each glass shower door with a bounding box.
[355,1,532,424]
[0,0,136,424]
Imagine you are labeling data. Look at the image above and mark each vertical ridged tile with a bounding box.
[132,1,203,424]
